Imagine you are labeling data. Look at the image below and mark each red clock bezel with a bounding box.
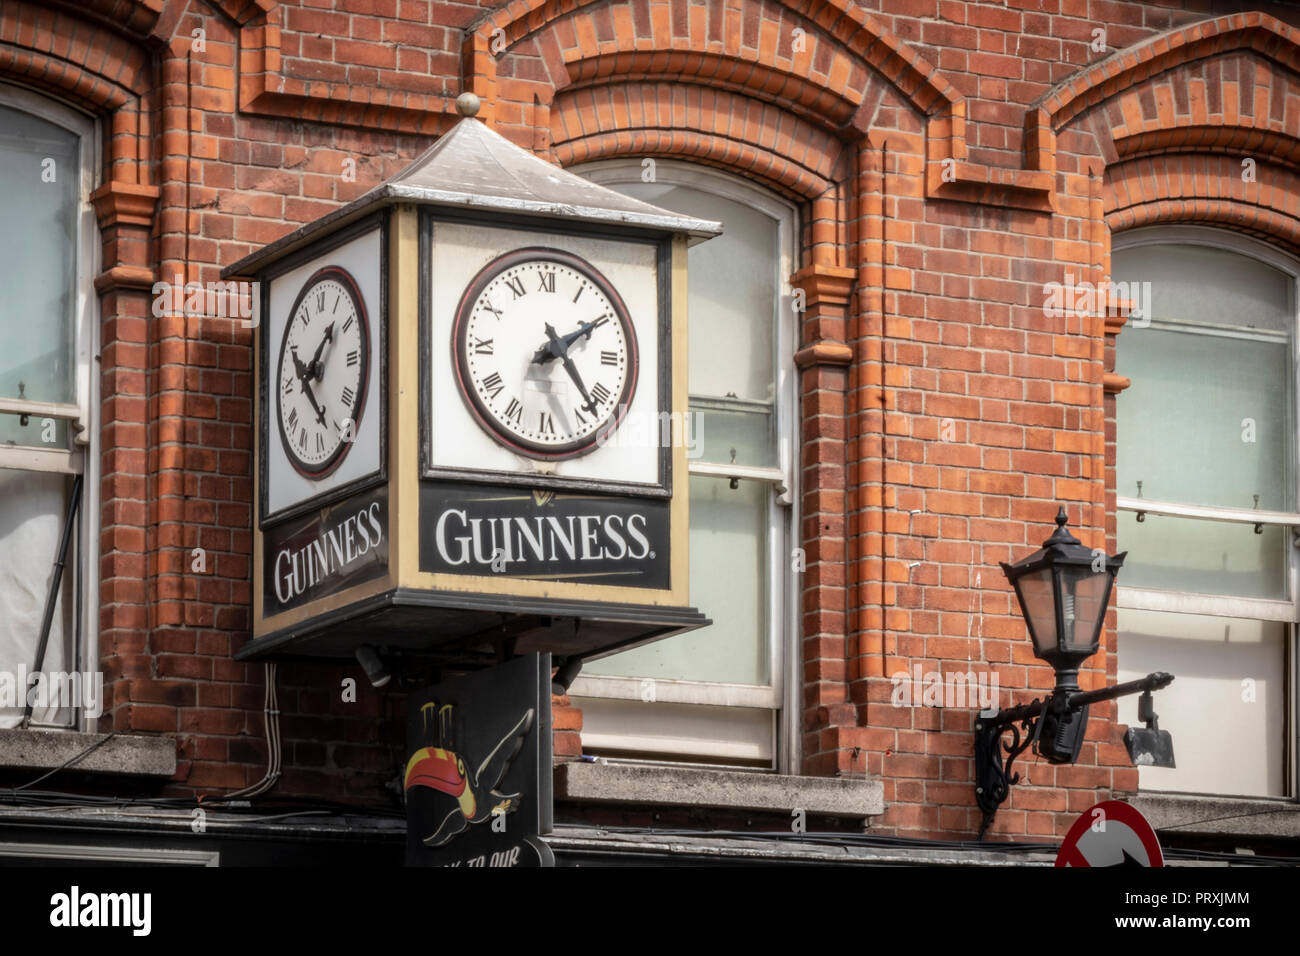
[275,265,370,479]
[450,247,638,461]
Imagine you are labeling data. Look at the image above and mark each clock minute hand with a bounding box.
[543,323,600,418]
[301,377,327,427]
[566,315,608,347]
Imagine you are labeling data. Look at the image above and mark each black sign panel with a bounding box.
[262,485,388,616]
[419,481,669,589]
[406,653,554,867]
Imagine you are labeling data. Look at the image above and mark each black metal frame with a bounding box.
[974,671,1174,840]
[258,209,389,529]
[234,585,711,662]
[418,206,675,498]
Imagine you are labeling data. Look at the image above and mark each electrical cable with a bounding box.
[205,662,281,801]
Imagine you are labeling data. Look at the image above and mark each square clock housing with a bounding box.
[223,99,720,666]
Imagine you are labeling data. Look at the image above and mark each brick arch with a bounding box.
[0,2,152,113]
[1105,156,1300,257]
[552,82,845,201]
[1027,11,1300,177]
[1026,10,1300,324]
[563,45,866,131]
[466,0,963,151]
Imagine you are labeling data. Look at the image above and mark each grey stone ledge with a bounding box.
[0,729,176,779]
[546,826,1055,866]
[1123,792,1300,840]
[555,760,884,819]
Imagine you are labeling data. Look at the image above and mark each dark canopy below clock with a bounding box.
[223,113,723,280]
[234,588,710,666]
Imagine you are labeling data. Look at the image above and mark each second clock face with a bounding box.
[276,265,370,477]
[452,247,638,459]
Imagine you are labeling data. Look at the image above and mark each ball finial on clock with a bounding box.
[455,92,481,118]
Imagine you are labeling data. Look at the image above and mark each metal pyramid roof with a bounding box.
[225,114,722,278]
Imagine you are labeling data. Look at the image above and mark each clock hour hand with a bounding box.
[307,322,335,380]
[530,316,610,365]
[289,346,309,380]
[543,323,600,418]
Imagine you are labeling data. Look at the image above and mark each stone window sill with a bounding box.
[554,760,884,822]
[0,729,176,779]
[1122,792,1300,841]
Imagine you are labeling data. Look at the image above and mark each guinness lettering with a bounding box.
[420,482,668,589]
[274,502,384,604]
[263,487,389,615]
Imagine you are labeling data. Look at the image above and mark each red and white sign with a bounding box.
[1055,800,1164,867]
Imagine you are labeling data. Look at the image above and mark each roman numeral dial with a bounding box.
[276,266,370,478]
[455,248,637,459]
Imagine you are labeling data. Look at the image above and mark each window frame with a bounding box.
[0,82,101,731]
[1111,224,1299,799]
[566,160,802,772]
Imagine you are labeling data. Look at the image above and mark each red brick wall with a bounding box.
[7,0,1300,837]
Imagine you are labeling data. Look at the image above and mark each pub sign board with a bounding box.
[225,97,718,663]
[419,482,669,590]
[262,485,388,617]
[405,653,554,867]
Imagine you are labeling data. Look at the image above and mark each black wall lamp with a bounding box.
[975,507,1176,839]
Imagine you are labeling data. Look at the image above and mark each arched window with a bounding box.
[0,85,99,729]
[1112,227,1296,797]
[567,161,799,769]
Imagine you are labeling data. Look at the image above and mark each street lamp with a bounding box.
[1000,507,1124,696]
[975,506,1175,839]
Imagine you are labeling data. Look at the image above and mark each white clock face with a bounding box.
[453,248,637,458]
[276,266,370,477]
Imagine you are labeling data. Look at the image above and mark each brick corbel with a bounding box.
[1105,297,1132,336]
[791,263,855,312]
[94,265,156,295]
[90,181,160,230]
[1103,373,1131,394]
[791,264,856,368]
[795,342,854,369]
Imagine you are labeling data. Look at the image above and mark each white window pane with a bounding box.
[1114,243,1292,332]
[609,183,778,402]
[1118,517,1288,600]
[0,105,79,409]
[573,697,773,765]
[0,468,74,728]
[1115,327,1289,511]
[584,476,769,685]
[1117,607,1286,797]
[688,399,775,468]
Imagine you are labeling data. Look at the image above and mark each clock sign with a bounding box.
[452,248,636,459]
[225,98,719,657]
[276,266,370,477]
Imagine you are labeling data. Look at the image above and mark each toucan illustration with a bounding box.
[404,701,535,847]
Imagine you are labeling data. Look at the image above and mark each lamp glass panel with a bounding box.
[1060,565,1111,652]
[1013,566,1058,656]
